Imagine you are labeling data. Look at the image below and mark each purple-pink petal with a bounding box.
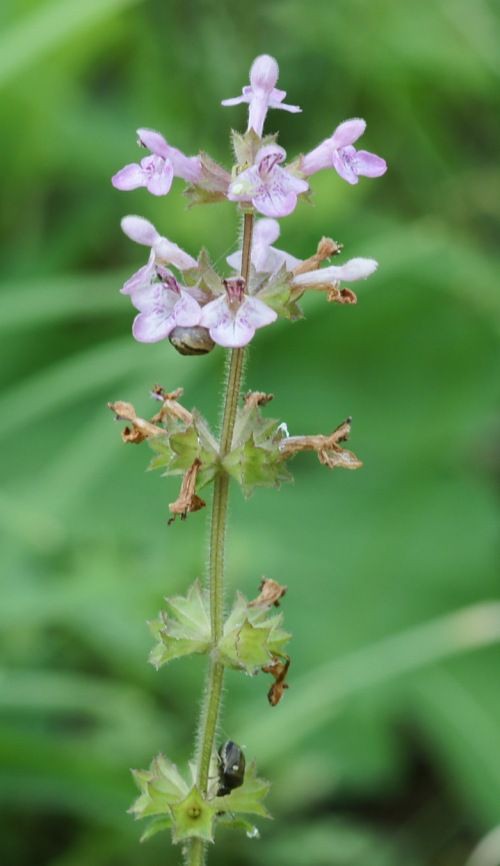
[173,291,203,326]
[210,313,255,348]
[293,257,378,287]
[131,285,200,343]
[145,160,174,195]
[121,215,160,246]
[137,128,170,159]
[221,94,247,106]
[153,237,198,271]
[331,149,359,185]
[132,309,175,343]
[121,250,156,295]
[352,150,387,178]
[253,187,299,218]
[112,163,146,191]
[331,118,366,149]
[241,296,277,328]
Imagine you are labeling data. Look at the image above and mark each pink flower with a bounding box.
[228,144,308,218]
[112,128,201,196]
[222,54,301,137]
[301,119,387,185]
[131,274,201,344]
[227,218,301,274]
[199,278,277,348]
[121,215,197,272]
[292,257,378,288]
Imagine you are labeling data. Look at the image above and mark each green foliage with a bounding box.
[2,1,500,865]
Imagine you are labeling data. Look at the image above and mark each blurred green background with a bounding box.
[1,0,500,864]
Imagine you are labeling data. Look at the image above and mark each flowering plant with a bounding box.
[109,54,386,864]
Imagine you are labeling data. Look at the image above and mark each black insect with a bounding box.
[217,740,246,796]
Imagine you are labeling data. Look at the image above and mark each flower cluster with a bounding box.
[112,54,386,348]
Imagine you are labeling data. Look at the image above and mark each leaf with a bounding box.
[148,581,211,669]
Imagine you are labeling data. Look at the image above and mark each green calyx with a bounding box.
[217,593,291,674]
[223,395,293,496]
[130,753,271,845]
[149,579,291,674]
[149,581,211,669]
[148,409,218,489]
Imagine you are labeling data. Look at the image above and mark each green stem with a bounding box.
[186,212,254,866]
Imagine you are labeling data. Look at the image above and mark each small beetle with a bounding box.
[169,325,215,356]
[217,740,246,796]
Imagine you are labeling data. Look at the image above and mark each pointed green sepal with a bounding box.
[223,397,293,496]
[139,816,172,842]
[148,581,211,669]
[183,248,224,298]
[217,593,291,673]
[129,754,189,820]
[251,263,304,320]
[216,814,261,838]
[184,153,231,207]
[231,128,278,167]
[170,786,218,844]
[147,410,218,484]
[215,762,271,819]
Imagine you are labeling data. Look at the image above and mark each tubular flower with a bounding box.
[301,119,387,185]
[227,218,301,274]
[199,278,277,348]
[112,128,201,196]
[293,257,378,288]
[221,54,301,137]
[131,274,201,344]
[228,145,308,218]
[121,215,198,273]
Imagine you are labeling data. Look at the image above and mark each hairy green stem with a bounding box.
[187,213,254,866]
